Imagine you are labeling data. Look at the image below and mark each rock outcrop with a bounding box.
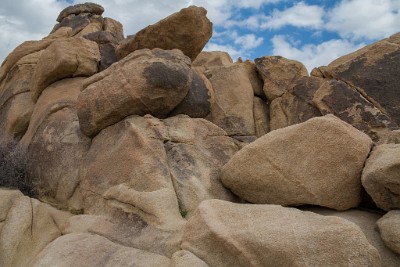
[116,6,212,61]
[1,2,400,266]
[182,200,381,267]
[221,115,372,210]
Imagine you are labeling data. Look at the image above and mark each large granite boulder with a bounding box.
[0,189,71,267]
[377,210,400,255]
[362,144,400,210]
[31,37,100,102]
[77,49,193,137]
[182,200,380,267]
[116,6,212,61]
[316,32,400,125]
[255,56,308,101]
[56,2,104,22]
[221,115,372,210]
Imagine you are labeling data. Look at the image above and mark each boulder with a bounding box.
[221,115,373,210]
[205,63,255,136]
[377,210,400,255]
[103,17,124,41]
[319,32,400,125]
[77,48,193,137]
[52,13,103,37]
[304,207,400,266]
[169,70,212,118]
[171,250,209,267]
[255,56,308,101]
[313,79,397,142]
[84,31,119,71]
[192,51,233,71]
[56,2,104,22]
[31,233,171,267]
[0,189,71,267]
[270,76,322,130]
[182,200,380,267]
[362,144,400,210]
[73,115,238,221]
[21,78,91,204]
[116,6,212,61]
[31,37,100,102]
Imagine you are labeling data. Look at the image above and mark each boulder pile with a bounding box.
[0,2,399,266]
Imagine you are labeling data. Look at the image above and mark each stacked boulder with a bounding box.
[0,2,400,266]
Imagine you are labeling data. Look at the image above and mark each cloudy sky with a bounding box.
[0,0,399,71]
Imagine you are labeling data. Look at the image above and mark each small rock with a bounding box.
[377,210,400,255]
[56,2,104,22]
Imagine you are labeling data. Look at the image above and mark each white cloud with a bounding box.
[325,0,400,40]
[261,1,325,29]
[234,34,264,49]
[271,35,366,72]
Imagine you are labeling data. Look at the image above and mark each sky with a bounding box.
[0,0,399,72]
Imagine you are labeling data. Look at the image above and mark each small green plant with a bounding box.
[180,208,188,218]
[0,141,37,197]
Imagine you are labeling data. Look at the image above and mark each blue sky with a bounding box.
[0,0,399,71]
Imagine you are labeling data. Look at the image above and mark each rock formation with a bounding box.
[0,2,399,266]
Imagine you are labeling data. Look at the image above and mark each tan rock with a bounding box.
[377,210,400,255]
[31,37,100,102]
[116,6,212,61]
[255,56,308,101]
[77,48,193,137]
[182,200,380,267]
[104,17,124,41]
[21,78,90,204]
[243,60,264,97]
[31,233,170,267]
[0,189,71,267]
[304,207,400,266]
[171,250,209,267]
[205,63,255,136]
[320,32,400,125]
[192,51,233,70]
[221,115,372,210]
[0,40,53,84]
[253,96,269,137]
[362,144,400,210]
[269,76,322,130]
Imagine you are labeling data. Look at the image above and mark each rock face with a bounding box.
[255,56,308,101]
[77,49,193,137]
[221,115,372,210]
[116,6,212,61]
[377,210,400,255]
[1,2,400,266]
[182,200,380,267]
[362,144,400,211]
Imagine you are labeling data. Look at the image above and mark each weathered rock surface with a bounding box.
[56,2,104,22]
[304,207,400,266]
[84,31,119,71]
[21,78,91,203]
[32,233,171,267]
[318,32,400,125]
[221,115,372,210]
[31,37,100,102]
[205,63,255,136]
[362,144,400,211]
[253,96,269,137]
[314,79,397,142]
[171,250,209,267]
[255,56,308,101]
[270,76,322,130]
[182,200,380,267]
[77,48,193,137]
[0,189,71,267]
[192,51,233,71]
[377,210,400,255]
[116,6,212,61]
[73,115,238,221]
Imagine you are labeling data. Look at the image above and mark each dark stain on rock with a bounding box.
[142,61,190,90]
[335,49,400,125]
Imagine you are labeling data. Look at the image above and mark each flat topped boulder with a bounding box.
[56,2,104,22]
[116,6,212,61]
